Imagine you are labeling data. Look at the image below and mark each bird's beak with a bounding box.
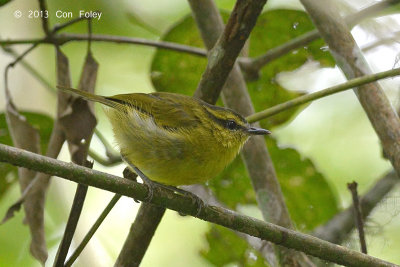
[247,127,271,135]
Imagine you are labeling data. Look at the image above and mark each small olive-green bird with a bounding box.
[58,86,270,186]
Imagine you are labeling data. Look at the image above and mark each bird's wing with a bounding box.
[107,92,199,129]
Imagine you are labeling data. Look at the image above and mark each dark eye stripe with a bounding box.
[202,102,247,124]
[203,108,247,131]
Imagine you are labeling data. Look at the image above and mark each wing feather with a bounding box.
[107,92,200,129]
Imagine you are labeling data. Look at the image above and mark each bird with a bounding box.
[58,86,270,193]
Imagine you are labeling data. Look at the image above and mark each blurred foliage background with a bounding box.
[0,0,400,266]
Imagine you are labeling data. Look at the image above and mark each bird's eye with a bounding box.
[226,120,237,130]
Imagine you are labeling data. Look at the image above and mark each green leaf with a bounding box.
[150,13,217,96]
[266,138,338,231]
[247,9,334,129]
[0,112,53,199]
[207,156,256,209]
[201,225,270,267]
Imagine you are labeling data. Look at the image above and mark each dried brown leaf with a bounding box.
[2,48,73,265]
[4,100,47,264]
[59,51,98,164]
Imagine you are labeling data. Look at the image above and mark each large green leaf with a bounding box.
[151,9,335,128]
[0,112,53,199]
[150,13,215,96]
[248,9,334,129]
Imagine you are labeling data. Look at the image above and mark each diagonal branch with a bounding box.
[65,194,121,267]
[246,67,400,123]
[193,0,268,104]
[0,144,398,267]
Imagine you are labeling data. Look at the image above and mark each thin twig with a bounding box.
[88,149,121,166]
[114,202,166,267]
[0,34,207,57]
[66,168,136,266]
[4,44,39,101]
[2,46,56,94]
[65,194,122,267]
[93,129,120,160]
[313,171,398,245]
[87,18,92,53]
[246,67,400,123]
[38,0,50,36]
[53,181,89,267]
[347,182,368,254]
[345,0,400,27]
[51,17,87,34]
[0,144,398,267]
[362,30,400,52]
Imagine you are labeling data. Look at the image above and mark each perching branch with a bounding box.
[246,67,400,123]
[0,144,398,267]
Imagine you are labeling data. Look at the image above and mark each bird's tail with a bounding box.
[57,86,119,109]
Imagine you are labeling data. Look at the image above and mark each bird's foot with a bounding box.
[122,167,140,203]
[133,167,156,202]
[170,186,205,217]
[133,167,204,215]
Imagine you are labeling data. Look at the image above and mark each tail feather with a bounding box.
[57,86,118,109]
